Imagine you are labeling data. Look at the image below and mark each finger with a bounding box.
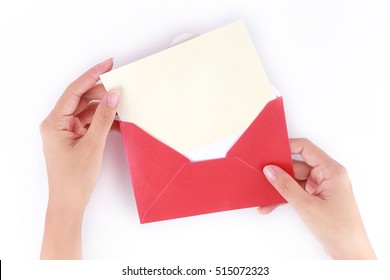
[74,84,108,115]
[84,91,119,146]
[292,160,311,180]
[305,168,329,195]
[257,205,278,215]
[297,180,307,189]
[77,102,99,127]
[263,165,312,207]
[305,180,318,195]
[83,84,107,101]
[79,110,120,132]
[290,138,334,168]
[53,58,113,116]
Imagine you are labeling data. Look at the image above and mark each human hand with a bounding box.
[40,58,118,259]
[260,138,376,259]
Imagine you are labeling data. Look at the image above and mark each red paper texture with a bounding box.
[120,96,293,223]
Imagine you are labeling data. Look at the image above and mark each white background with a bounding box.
[1,0,390,267]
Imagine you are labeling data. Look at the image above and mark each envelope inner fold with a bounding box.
[100,21,276,156]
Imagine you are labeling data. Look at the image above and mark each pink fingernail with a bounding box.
[263,166,277,182]
[107,91,119,108]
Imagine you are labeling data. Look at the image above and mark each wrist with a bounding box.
[41,198,85,260]
[328,233,377,260]
[330,247,377,260]
[47,180,92,211]
[46,195,86,224]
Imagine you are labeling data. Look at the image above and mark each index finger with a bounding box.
[289,138,334,168]
[53,58,113,116]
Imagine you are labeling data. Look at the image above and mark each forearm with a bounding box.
[40,198,85,260]
[329,228,377,260]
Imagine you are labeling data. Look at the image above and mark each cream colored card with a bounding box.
[100,21,275,154]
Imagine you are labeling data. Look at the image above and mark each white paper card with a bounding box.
[100,21,275,154]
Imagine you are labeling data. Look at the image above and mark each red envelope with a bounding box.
[120,96,293,223]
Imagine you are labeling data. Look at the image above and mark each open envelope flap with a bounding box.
[120,97,291,223]
[120,121,190,217]
[227,96,294,175]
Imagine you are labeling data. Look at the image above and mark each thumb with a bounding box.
[263,165,311,206]
[85,90,119,145]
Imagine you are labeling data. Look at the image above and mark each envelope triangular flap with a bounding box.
[138,97,289,223]
[141,158,273,223]
[228,97,294,175]
[120,122,190,217]
[100,21,276,154]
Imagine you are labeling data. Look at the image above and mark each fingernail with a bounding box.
[305,183,315,194]
[107,91,119,108]
[263,166,277,182]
